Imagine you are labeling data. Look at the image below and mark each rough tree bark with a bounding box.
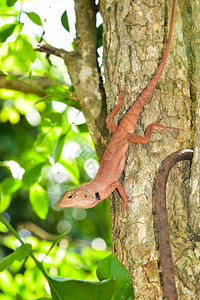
[99,0,199,299]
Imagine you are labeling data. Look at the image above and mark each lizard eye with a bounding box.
[84,193,87,198]
[68,195,73,198]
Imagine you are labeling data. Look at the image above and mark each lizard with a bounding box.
[155,149,193,299]
[58,0,177,209]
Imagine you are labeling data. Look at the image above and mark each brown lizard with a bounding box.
[155,149,193,299]
[58,0,177,209]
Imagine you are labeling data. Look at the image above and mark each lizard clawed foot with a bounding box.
[122,197,132,212]
[152,116,182,139]
[117,77,130,105]
[122,202,128,213]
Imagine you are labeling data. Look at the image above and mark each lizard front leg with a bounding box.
[106,80,128,133]
[102,181,128,208]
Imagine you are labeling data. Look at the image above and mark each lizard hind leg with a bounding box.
[126,117,181,144]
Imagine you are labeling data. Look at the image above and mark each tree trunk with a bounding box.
[100,0,199,298]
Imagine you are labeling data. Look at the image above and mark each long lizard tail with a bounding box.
[127,0,176,118]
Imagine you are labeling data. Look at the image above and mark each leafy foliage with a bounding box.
[0,215,134,300]
[0,244,31,272]
[97,255,134,300]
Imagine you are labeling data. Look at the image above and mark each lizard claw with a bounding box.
[122,197,132,212]
[151,115,182,140]
[122,202,128,213]
[152,124,182,139]
[117,76,130,105]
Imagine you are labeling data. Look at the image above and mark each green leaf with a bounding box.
[28,70,32,81]
[52,134,66,163]
[14,244,31,261]
[0,22,17,43]
[1,178,22,195]
[25,11,43,26]
[29,183,49,219]
[16,294,23,300]
[49,276,115,300]
[34,132,48,146]
[6,0,17,7]
[6,74,18,81]
[76,123,88,133]
[17,22,24,33]
[96,254,134,300]
[60,159,79,185]
[44,228,69,259]
[23,162,45,187]
[17,37,36,63]
[71,41,75,51]
[0,178,22,212]
[0,194,12,213]
[61,10,69,32]
[0,244,32,272]
[97,24,103,48]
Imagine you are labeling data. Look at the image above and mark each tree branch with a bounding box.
[0,222,92,248]
[35,0,108,159]
[36,44,68,59]
[0,73,65,96]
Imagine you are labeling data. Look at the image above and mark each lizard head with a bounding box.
[58,188,97,209]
